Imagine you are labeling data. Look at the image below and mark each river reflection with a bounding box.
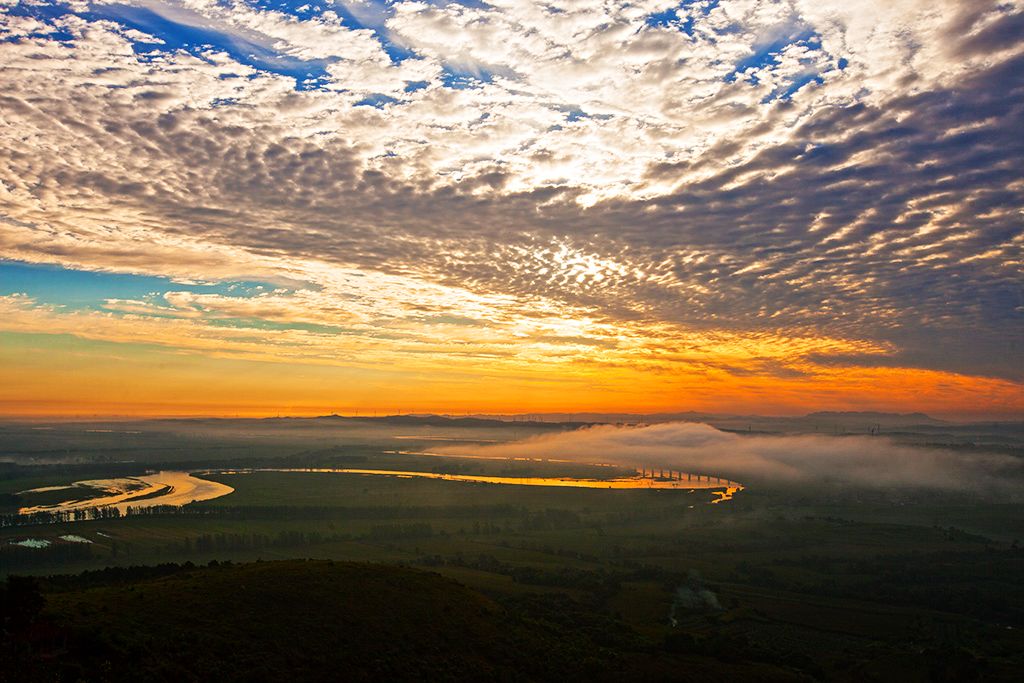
[710,486,742,503]
[214,467,744,494]
[17,465,742,518]
[18,471,235,515]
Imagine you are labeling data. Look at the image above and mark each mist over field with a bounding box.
[442,422,1024,495]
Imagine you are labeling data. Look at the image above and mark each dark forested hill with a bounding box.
[2,560,804,682]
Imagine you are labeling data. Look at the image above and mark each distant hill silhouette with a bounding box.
[803,411,944,426]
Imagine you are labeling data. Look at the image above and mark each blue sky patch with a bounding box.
[8,1,337,86]
[726,28,819,83]
[644,3,696,36]
[553,105,612,123]
[764,72,824,103]
[0,261,284,312]
[440,62,508,89]
[92,3,337,82]
[246,0,418,64]
[645,8,679,28]
[433,1,495,9]
[441,67,486,89]
[354,93,400,108]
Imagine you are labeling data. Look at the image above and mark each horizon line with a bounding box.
[2,410,1021,425]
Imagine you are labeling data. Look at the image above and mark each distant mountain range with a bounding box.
[12,410,1019,432]
[387,410,948,427]
[802,411,945,425]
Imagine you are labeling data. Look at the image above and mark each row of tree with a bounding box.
[1,501,575,528]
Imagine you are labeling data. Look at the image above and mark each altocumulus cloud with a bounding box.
[0,1,1021,387]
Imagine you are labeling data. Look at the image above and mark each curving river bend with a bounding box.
[17,467,742,517]
[18,471,235,515]
[213,467,743,492]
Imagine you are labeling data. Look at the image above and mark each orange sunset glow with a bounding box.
[0,0,1020,421]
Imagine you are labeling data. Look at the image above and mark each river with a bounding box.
[18,471,235,515]
[17,466,742,517]
[212,467,744,492]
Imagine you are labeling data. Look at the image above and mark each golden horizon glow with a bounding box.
[1,327,1020,420]
[1,2,1020,421]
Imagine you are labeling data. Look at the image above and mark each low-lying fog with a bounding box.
[439,422,1024,497]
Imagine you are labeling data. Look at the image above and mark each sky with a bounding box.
[0,0,1021,419]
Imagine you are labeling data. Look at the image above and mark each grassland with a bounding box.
[2,416,1023,680]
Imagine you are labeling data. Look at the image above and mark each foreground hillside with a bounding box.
[2,560,803,682]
